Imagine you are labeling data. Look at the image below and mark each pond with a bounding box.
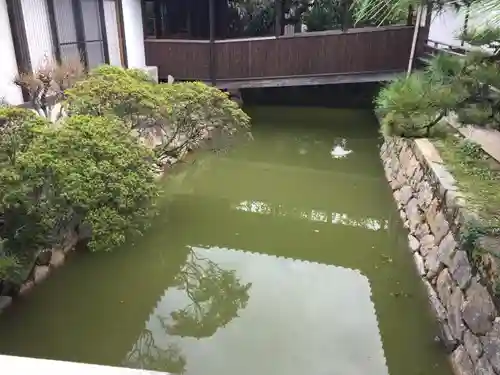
[0,106,452,375]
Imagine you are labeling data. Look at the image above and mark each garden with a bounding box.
[366,0,500,299]
[0,62,250,287]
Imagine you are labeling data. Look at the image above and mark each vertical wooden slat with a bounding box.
[46,0,62,63]
[209,0,216,85]
[341,0,352,31]
[115,0,128,67]
[98,0,110,63]
[6,0,32,101]
[6,0,31,73]
[275,0,282,38]
[72,0,88,67]
[153,0,162,38]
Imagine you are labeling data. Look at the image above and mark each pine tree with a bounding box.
[376,27,500,137]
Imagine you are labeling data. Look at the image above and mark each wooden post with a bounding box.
[342,0,352,31]
[209,0,216,86]
[98,0,110,64]
[407,5,414,25]
[116,0,128,67]
[275,0,282,38]
[46,0,62,63]
[154,0,162,38]
[407,4,423,77]
[6,0,32,102]
[462,3,470,47]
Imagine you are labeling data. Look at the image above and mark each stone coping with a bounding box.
[381,136,500,375]
[0,354,168,375]
[446,113,500,165]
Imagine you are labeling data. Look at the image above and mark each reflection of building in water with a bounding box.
[234,200,388,231]
[123,247,388,375]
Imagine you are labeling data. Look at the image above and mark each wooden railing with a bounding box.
[145,26,419,82]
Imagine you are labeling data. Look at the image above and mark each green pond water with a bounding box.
[0,106,452,375]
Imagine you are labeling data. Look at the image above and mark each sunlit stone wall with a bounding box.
[381,137,500,375]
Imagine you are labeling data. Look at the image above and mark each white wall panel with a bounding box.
[104,0,122,66]
[0,0,23,105]
[122,0,146,68]
[21,0,54,69]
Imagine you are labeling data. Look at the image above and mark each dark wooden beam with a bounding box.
[153,0,162,38]
[98,0,110,64]
[6,0,32,101]
[72,0,89,67]
[186,0,192,36]
[275,0,282,37]
[341,0,352,31]
[407,5,414,26]
[140,0,147,38]
[116,0,128,67]
[46,0,62,63]
[208,0,216,85]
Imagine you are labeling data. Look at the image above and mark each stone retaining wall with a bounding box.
[0,229,79,312]
[381,137,500,375]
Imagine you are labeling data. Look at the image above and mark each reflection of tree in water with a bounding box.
[124,248,252,374]
[124,329,187,374]
[166,248,252,338]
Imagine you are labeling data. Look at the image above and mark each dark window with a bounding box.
[143,0,210,40]
[50,0,108,68]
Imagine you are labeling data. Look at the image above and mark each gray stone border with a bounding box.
[381,136,500,375]
[0,229,79,312]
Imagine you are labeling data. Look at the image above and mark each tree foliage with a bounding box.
[376,27,500,137]
[14,57,85,122]
[19,115,160,252]
[65,66,251,163]
[0,108,61,276]
[0,106,159,280]
[302,0,343,31]
[0,65,251,283]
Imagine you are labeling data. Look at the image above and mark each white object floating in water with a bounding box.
[330,139,353,159]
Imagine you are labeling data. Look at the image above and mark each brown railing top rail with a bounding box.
[145,24,416,44]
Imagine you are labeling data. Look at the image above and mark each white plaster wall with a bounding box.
[0,0,23,105]
[429,6,500,47]
[122,0,146,68]
[21,0,54,69]
[428,7,466,47]
[104,0,122,66]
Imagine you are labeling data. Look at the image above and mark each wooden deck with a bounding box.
[145,25,423,88]
[214,71,403,89]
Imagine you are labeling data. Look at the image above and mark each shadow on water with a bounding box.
[0,103,452,375]
[241,82,382,109]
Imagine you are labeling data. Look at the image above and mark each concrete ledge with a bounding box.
[446,113,500,165]
[381,136,500,375]
[0,355,168,375]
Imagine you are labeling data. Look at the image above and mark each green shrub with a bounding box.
[65,65,251,161]
[0,238,22,283]
[0,107,159,272]
[375,28,500,138]
[376,73,460,137]
[0,108,56,268]
[19,115,160,252]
